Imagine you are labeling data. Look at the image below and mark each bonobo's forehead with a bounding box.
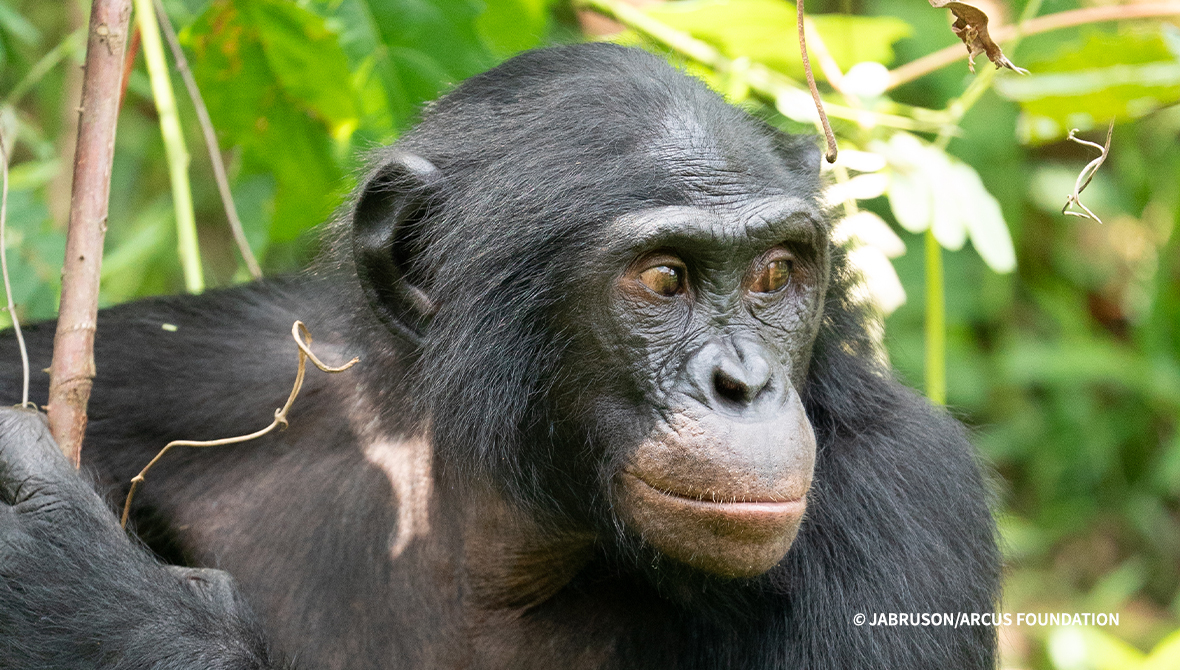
[649,105,810,202]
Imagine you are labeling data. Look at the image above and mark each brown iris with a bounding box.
[750,256,793,293]
[639,264,686,296]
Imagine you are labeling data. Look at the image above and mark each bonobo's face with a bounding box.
[576,196,827,579]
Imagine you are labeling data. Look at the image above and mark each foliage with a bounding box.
[0,0,1177,667]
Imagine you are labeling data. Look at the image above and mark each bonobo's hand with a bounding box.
[0,408,287,670]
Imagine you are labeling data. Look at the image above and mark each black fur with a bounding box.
[0,44,998,669]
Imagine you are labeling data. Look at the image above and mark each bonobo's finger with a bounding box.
[169,566,254,615]
[0,406,74,506]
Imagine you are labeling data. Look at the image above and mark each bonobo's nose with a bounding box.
[687,338,779,411]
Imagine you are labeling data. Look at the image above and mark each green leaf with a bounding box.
[875,133,1014,271]
[182,0,352,241]
[359,0,494,108]
[477,0,555,58]
[996,27,1180,144]
[246,0,358,131]
[642,0,910,82]
[308,0,500,127]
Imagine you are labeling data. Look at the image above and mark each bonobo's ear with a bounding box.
[352,151,440,346]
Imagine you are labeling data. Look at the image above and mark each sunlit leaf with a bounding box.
[996,28,1180,144]
[641,0,911,81]
[876,133,932,234]
[478,0,556,58]
[832,210,905,258]
[1048,626,1145,670]
[950,162,1015,272]
[875,132,1014,270]
[847,244,906,313]
[1143,628,1180,670]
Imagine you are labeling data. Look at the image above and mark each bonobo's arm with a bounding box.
[0,408,290,670]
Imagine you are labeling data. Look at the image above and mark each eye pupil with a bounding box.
[639,265,684,296]
[753,258,792,293]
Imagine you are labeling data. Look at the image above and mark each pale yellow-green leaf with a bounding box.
[1142,629,1180,670]
[875,133,932,234]
[950,162,1015,273]
[996,28,1180,144]
[641,0,911,82]
[929,149,966,251]
[1049,626,1145,670]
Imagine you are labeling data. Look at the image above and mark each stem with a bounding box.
[921,0,1043,404]
[135,0,204,293]
[888,2,1180,90]
[0,134,32,409]
[924,229,946,405]
[49,0,134,467]
[153,0,261,280]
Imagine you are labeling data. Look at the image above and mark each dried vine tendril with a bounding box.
[121,321,359,528]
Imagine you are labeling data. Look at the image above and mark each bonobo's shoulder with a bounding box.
[94,275,330,331]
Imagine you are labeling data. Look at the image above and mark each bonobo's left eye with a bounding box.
[640,265,686,296]
[749,250,795,293]
[625,253,689,300]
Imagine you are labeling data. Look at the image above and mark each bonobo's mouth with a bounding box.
[616,470,809,578]
[623,470,807,524]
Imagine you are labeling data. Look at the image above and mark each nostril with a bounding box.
[712,370,750,405]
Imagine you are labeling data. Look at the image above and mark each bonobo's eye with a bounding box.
[749,250,795,293]
[626,253,688,299]
[640,265,686,296]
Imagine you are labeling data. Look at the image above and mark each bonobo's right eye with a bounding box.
[639,265,686,296]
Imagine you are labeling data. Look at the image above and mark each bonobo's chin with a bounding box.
[614,403,817,579]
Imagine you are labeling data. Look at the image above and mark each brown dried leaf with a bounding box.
[928,0,1028,75]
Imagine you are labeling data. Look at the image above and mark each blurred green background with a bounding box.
[0,0,1177,667]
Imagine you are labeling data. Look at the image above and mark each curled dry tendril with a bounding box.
[1062,121,1114,225]
[121,321,359,528]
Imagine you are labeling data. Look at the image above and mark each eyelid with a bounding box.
[746,247,796,293]
[634,252,686,273]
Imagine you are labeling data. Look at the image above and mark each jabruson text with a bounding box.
[854,612,1119,627]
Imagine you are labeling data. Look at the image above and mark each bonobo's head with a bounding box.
[347,43,827,580]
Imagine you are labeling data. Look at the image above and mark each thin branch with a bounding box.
[0,134,32,410]
[888,3,1180,90]
[135,0,203,293]
[1062,121,1113,224]
[49,0,134,467]
[153,0,261,280]
[801,18,845,93]
[797,0,838,162]
[117,24,140,111]
[121,321,358,527]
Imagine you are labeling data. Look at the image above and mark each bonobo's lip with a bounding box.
[621,471,807,523]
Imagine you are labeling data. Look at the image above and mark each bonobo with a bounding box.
[0,43,999,669]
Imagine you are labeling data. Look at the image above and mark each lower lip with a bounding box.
[625,474,807,522]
